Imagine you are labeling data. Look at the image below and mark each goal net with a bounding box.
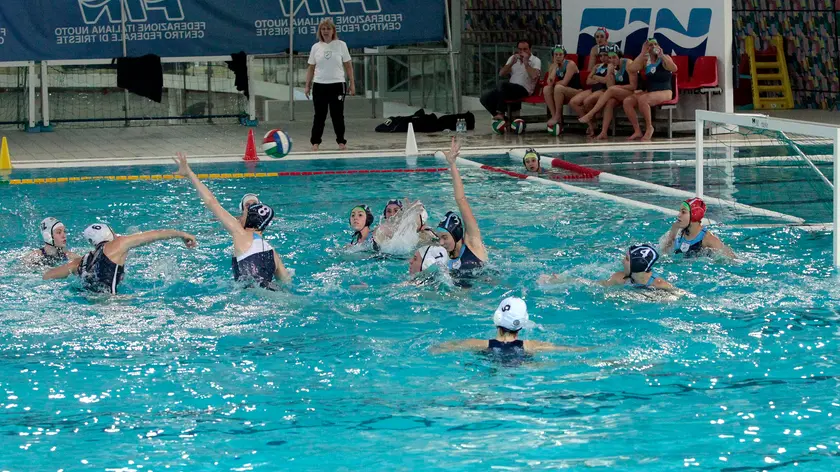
[697,110,839,264]
[0,63,32,129]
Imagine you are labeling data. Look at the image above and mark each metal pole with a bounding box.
[247,55,256,122]
[289,0,295,121]
[40,61,49,127]
[834,128,840,268]
[407,55,412,106]
[443,0,459,113]
[206,63,213,123]
[477,43,482,96]
[370,55,376,118]
[421,55,426,108]
[695,114,704,198]
[27,62,36,129]
[121,0,129,126]
[434,56,439,111]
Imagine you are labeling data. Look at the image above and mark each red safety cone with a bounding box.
[243,129,259,161]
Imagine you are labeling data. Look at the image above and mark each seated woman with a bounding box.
[600,243,674,290]
[436,137,488,275]
[432,297,587,355]
[660,198,735,259]
[587,27,611,71]
[578,45,638,140]
[623,39,678,141]
[543,45,581,131]
[569,45,610,137]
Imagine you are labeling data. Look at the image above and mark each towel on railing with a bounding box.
[116,54,163,103]
[226,51,249,98]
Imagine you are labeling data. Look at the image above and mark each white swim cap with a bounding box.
[493,297,529,332]
[239,193,260,213]
[40,217,64,246]
[83,223,115,246]
[418,245,447,271]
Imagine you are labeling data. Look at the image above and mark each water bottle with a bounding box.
[456,118,466,134]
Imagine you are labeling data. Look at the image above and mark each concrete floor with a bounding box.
[2,104,838,167]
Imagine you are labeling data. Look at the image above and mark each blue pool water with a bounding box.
[1,156,839,471]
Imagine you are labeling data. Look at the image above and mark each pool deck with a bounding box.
[3,108,838,168]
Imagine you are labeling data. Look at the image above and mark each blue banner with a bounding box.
[0,0,444,62]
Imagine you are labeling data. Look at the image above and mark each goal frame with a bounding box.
[696,110,840,267]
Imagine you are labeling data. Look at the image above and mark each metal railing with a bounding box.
[251,49,460,120]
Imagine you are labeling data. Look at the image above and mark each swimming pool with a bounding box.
[1,155,838,471]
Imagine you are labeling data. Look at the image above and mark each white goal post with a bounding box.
[696,110,840,267]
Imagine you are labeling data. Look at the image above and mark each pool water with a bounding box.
[1,156,839,471]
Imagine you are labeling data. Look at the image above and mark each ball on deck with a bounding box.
[262,129,292,158]
[547,122,561,136]
[510,119,526,135]
[491,119,507,135]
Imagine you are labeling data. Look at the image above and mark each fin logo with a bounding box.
[578,8,712,58]
[279,0,382,17]
[78,0,185,25]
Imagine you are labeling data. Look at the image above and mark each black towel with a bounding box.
[116,54,163,103]
[226,51,249,98]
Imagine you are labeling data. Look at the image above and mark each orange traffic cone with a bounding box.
[243,129,259,161]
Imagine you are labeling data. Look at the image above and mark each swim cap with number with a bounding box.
[437,211,464,243]
[628,243,659,273]
[83,223,115,246]
[244,203,275,231]
[493,297,529,332]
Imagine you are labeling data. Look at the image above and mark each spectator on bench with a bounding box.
[544,45,581,132]
[588,27,611,71]
[569,45,609,137]
[624,39,678,141]
[479,40,542,124]
[579,46,639,140]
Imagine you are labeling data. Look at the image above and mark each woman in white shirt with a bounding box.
[304,19,356,151]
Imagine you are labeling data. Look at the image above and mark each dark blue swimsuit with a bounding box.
[645,59,672,92]
[77,244,124,294]
[674,227,708,257]
[40,247,68,267]
[590,64,609,92]
[555,60,581,89]
[446,244,484,274]
[232,233,278,290]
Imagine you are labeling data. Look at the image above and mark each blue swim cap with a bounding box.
[437,211,464,243]
[628,244,659,273]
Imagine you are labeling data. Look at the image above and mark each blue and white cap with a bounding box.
[83,223,115,246]
[493,297,529,332]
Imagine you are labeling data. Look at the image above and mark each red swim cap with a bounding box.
[682,198,706,222]
[595,27,609,40]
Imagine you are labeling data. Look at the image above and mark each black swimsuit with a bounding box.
[39,247,68,267]
[232,233,278,290]
[77,244,124,294]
